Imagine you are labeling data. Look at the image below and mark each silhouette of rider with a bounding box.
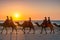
[10,17,14,26]
[4,16,10,26]
[47,17,51,24]
[28,17,32,26]
[42,17,47,27]
[29,17,31,22]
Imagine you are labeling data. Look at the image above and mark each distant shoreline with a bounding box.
[0,20,60,22]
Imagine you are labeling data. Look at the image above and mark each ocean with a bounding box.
[0,20,60,24]
[16,20,60,25]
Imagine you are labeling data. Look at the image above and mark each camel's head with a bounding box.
[35,22,40,27]
[35,22,39,25]
[53,23,57,26]
[53,23,56,25]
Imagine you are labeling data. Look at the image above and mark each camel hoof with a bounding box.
[40,32,42,34]
[27,32,29,34]
[0,32,2,34]
[32,33,35,34]
[46,33,47,34]
[16,32,18,34]
[50,32,52,34]
[24,32,25,34]
[53,32,55,34]
[6,33,8,35]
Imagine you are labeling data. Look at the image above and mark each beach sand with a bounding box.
[0,25,60,40]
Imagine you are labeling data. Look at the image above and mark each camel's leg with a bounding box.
[5,28,8,35]
[22,27,24,31]
[28,27,31,34]
[23,27,25,34]
[32,27,35,34]
[1,27,4,34]
[24,28,25,34]
[40,27,43,34]
[12,28,14,33]
[50,27,52,34]
[52,28,55,34]
[50,27,55,34]
[15,28,17,34]
[52,26,55,34]
[44,28,47,34]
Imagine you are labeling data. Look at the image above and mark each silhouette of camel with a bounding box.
[0,22,17,34]
[53,23,60,27]
[15,21,35,34]
[35,22,55,34]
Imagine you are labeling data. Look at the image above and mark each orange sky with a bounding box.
[0,0,60,20]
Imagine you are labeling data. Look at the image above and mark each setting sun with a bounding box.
[13,12,21,21]
[14,13,20,18]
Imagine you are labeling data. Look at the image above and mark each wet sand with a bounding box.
[0,26,60,40]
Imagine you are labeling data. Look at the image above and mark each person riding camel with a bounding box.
[29,17,31,22]
[47,17,51,24]
[42,17,48,27]
[4,16,10,26]
[28,17,32,26]
[9,17,15,27]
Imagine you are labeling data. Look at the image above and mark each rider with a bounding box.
[4,16,10,26]
[28,17,32,26]
[29,17,31,22]
[47,17,51,24]
[28,17,32,24]
[10,17,14,26]
[42,17,48,27]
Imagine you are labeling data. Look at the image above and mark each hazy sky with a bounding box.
[0,0,60,20]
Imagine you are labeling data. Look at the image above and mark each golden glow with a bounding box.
[13,12,21,21]
[0,1,60,20]
[14,13,20,18]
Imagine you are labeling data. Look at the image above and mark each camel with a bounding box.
[15,21,35,34]
[53,23,60,31]
[53,23,60,27]
[0,22,17,34]
[35,22,55,34]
